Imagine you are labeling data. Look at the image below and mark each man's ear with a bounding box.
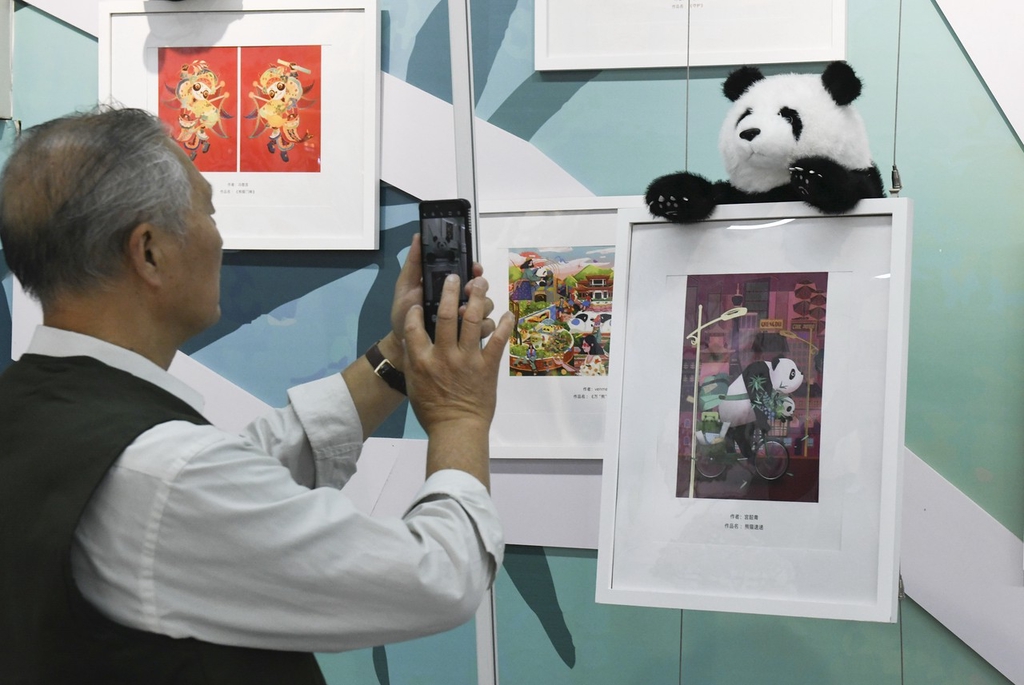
[126,222,163,287]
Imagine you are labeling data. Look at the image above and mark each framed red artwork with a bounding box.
[101,0,380,250]
[158,46,239,173]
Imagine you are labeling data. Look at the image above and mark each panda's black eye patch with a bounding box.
[736,108,753,126]
[779,107,803,140]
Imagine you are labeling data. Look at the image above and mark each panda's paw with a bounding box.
[790,156,860,213]
[789,158,832,197]
[644,172,717,223]
[647,191,682,219]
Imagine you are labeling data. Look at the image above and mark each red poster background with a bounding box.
[158,46,238,172]
[239,45,322,173]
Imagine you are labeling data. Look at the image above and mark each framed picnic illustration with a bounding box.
[479,197,643,460]
[98,0,380,249]
[596,199,912,622]
[534,0,846,71]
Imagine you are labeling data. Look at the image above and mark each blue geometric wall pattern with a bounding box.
[190,265,377,408]
[184,186,420,439]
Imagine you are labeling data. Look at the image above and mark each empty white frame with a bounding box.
[535,0,846,71]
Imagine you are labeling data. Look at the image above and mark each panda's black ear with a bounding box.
[821,61,862,106]
[723,66,764,102]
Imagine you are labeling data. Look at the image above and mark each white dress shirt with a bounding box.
[25,327,503,653]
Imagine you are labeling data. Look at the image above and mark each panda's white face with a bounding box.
[719,74,873,193]
[567,311,612,335]
[769,357,804,395]
[777,395,796,419]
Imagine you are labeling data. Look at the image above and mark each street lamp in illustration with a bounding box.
[684,305,748,498]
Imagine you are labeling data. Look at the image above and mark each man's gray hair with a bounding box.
[0,107,193,303]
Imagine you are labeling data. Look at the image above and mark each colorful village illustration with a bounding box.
[507,247,615,377]
[678,272,827,502]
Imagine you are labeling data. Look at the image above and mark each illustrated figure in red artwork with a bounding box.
[164,59,232,161]
[246,59,317,163]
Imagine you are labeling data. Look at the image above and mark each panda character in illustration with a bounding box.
[708,357,804,462]
[567,311,612,337]
[646,61,885,224]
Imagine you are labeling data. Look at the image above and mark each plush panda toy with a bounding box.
[646,61,885,224]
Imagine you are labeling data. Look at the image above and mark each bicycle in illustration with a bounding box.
[693,425,790,482]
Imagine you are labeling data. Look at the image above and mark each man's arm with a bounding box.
[243,234,507,489]
[340,330,407,442]
[71,420,504,653]
[340,234,502,443]
[71,247,513,654]
[403,273,514,490]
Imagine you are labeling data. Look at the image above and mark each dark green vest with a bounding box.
[0,353,326,684]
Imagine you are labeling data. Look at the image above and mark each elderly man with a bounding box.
[0,107,513,684]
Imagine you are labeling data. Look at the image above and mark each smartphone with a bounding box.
[419,198,473,341]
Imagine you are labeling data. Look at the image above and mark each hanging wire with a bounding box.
[679,5,692,675]
[898,574,907,685]
[890,0,905,195]
[684,0,692,171]
[678,609,685,685]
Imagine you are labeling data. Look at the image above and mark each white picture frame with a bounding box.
[479,196,643,460]
[596,199,912,622]
[535,0,846,71]
[98,0,380,250]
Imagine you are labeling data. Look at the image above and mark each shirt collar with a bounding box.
[26,326,206,414]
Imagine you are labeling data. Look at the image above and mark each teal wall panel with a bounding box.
[500,548,1011,685]
[896,0,1024,534]
[317,649,383,685]
[12,4,97,127]
[681,608,903,685]
[373,621,478,685]
[679,594,1011,684]
[495,547,681,684]
[900,599,1013,685]
[318,621,477,685]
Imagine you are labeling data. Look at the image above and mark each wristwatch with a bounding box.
[366,341,407,396]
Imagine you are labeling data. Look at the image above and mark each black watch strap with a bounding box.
[366,341,407,396]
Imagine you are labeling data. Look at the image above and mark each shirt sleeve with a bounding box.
[72,417,504,653]
[240,373,364,489]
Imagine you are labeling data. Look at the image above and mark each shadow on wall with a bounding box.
[367,546,575,685]
[504,545,577,668]
[372,645,390,685]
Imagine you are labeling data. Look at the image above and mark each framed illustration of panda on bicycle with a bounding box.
[597,199,912,623]
[678,270,828,502]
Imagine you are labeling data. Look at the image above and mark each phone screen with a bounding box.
[420,199,473,339]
